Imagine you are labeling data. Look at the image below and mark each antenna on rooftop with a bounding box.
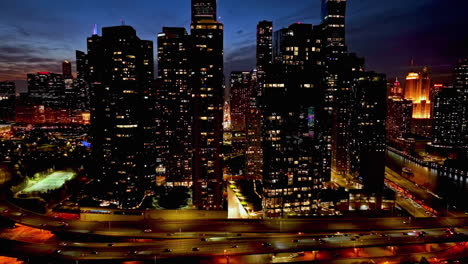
[93,24,97,35]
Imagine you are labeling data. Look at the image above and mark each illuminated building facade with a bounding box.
[230,71,252,132]
[386,97,413,144]
[190,1,224,209]
[229,71,263,179]
[349,72,387,192]
[388,78,403,97]
[87,25,154,209]
[245,71,263,180]
[156,27,193,185]
[404,67,432,138]
[0,81,16,121]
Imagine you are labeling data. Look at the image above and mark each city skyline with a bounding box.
[1,0,468,92]
[1,0,468,263]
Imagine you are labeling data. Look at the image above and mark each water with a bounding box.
[386,150,468,211]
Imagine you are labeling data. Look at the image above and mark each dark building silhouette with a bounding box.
[27,72,65,108]
[256,21,273,73]
[62,60,73,79]
[260,68,329,217]
[155,27,193,185]
[454,59,468,148]
[86,25,154,209]
[350,72,387,192]
[0,81,16,121]
[321,0,347,57]
[190,1,225,209]
[432,85,464,148]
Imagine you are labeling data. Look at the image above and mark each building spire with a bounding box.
[93,24,97,35]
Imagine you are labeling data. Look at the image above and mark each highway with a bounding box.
[2,195,468,263]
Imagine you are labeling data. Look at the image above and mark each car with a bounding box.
[107,243,114,247]
[200,238,207,241]
[166,233,174,236]
[54,249,62,254]
[128,250,138,254]
[292,239,299,243]
[262,242,271,247]
[192,247,200,251]
[91,251,98,255]
[231,245,238,248]
[164,248,172,253]
[143,229,152,233]
[350,238,356,241]
[236,233,242,237]
[402,232,408,236]
[3,209,9,213]
[40,224,47,227]
[59,242,68,246]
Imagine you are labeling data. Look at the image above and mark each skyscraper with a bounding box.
[27,72,65,108]
[454,59,468,148]
[230,71,252,132]
[0,81,16,121]
[191,0,217,21]
[190,0,224,209]
[404,67,432,138]
[350,72,387,192]
[156,27,192,185]
[386,97,413,144]
[321,0,347,57]
[62,60,73,79]
[432,86,464,148]
[256,21,273,73]
[86,25,154,209]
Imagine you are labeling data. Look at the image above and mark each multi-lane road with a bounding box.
[2,197,468,263]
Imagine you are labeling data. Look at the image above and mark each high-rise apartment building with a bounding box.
[190,1,225,209]
[432,86,464,148]
[454,59,468,147]
[350,72,387,192]
[156,27,192,185]
[86,25,154,209]
[256,21,273,73]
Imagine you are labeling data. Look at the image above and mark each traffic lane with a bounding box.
[1,229,468,261]
[53,230,468,256]
[3,201,468,236]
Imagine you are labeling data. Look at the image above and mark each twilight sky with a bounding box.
[1,0,467,92]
